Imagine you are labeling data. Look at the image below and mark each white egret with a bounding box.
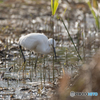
[19,33,57,66]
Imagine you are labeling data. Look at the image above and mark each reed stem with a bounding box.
[61,18,82,61]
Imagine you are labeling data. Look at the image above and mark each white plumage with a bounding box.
[19,33,56,54]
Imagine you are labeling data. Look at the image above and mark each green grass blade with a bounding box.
[51,0,59,15]
[51,0,54,15]
[87,1,96,18]
[60,18,82,61]
[87,1,99,29]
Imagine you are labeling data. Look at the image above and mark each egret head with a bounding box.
[48,38,56,47]
[48,38,57,58]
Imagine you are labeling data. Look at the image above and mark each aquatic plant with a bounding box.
[87,1,100,30]
[51,0,59,16]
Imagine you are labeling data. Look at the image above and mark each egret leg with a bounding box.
[43,55,46,84]
[34,55,38,76]
[19,45,26,63]
[19,45,26,80]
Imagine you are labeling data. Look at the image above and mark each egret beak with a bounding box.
[19,45,26,63]
[53,46,57,59]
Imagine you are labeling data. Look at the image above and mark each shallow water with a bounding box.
[0,33,83,99]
